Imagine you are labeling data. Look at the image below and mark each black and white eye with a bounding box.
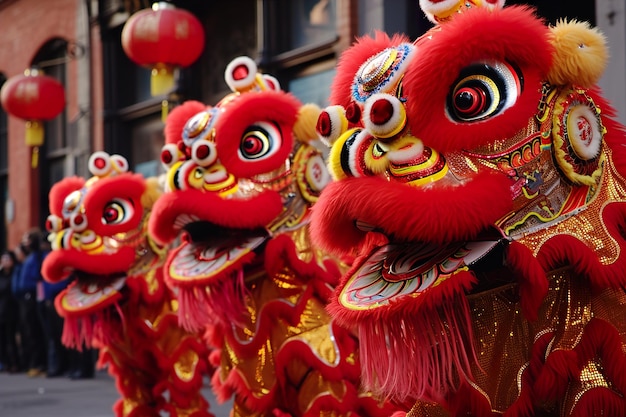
[447,61,522,122]
[102,199,133,225]
[239,122,281,160]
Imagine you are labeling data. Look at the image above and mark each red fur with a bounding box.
[505,242,548,321]
[328,32,411,109]
[148,187,283,245]
[83,173,146,236]
[533,319,626,414]
[404,6,553,153]
[311,173,514,256]
[447,381,500,417]
[165,100,208,144]
[507,331,555,417]
[44,167,213,417]
[48,176,85,215]
[215,91,299,177]
[43,247,136,283]
[571,391,626,417]
[314,3,626,416]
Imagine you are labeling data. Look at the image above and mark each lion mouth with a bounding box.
[338,226,508,310]
[167,221,269,285]
[58,272,126,316]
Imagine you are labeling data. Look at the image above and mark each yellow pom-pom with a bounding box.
[294,103,322,143]
[547,20,608,87]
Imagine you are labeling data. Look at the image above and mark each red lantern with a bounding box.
[121,2,205,97]
[0,68,66,168]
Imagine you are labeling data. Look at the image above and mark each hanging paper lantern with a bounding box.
[121,2,205,97]
[0,67,66,168]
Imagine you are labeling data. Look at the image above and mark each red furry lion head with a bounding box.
[148,57,331,330]
[311,4,626,407]
[42,152,164,346]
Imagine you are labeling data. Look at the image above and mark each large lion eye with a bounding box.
[102,199,133,225]
[239,122,281,160]
[447,61,522,122]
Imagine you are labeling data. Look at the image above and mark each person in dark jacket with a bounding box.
[39,237,70,377]
[0,249,20,372]
[13,229,47,376]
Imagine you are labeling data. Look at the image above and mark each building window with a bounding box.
[507,1,595,24]
[287,0,337,52]
[106,25,164,176]
[32,38,70,228]
[288,65,336,108]
[260,0,341,108]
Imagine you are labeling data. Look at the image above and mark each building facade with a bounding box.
[0,0,622,251]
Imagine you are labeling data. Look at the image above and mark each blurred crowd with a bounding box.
[0,227,95,379]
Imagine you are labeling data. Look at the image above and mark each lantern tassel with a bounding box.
[25,121,43,168]
[151,64,175,96]
[31,147,39,168]
[25,120,44,147]
[161,99,169,122]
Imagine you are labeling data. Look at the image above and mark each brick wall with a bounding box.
[0,0,85,248]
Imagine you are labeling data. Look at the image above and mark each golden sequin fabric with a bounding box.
[405,268,626,416]
[100,248,212,417]
[516,148,626,264]
[215,228,389,416]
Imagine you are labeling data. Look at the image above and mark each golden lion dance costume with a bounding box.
[310,1,626,416]
[42,152,213,417]
[147,56,398,416]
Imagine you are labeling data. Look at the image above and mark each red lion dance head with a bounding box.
[148,56,332,330]
[43,152,163,345]
[42,152,211,417]
[148,57,400,416]
[311,1,626,415]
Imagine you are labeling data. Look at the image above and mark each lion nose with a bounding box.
[363,93,407,141]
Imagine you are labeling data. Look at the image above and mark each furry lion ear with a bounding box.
[293,103,322,143]
[141,177,164,210]
[547,19,608,88]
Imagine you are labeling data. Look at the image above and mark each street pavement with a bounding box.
[0,369,233,417]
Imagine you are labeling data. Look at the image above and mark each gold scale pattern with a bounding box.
[407,269,626,416]
[217,227,354,416]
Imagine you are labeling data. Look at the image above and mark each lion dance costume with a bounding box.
[148,57,398,416]
[42,152,212,417]
[310,1,626,416]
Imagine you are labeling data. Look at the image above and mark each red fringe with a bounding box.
[356,271,478,404]
[505,242,548,321]
[177,267,247,332]
[61,306,121,350]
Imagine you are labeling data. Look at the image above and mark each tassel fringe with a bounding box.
[177,268,248,331]
[358,287,476,404]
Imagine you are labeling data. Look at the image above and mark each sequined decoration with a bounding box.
[462,269,626,414]
[517,148,626,264]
